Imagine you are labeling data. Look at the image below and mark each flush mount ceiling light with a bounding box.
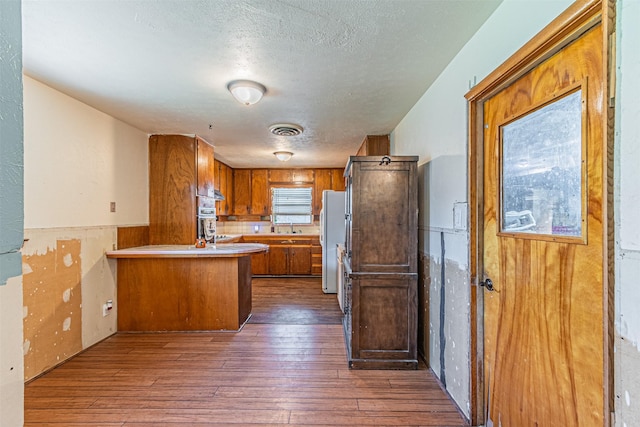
[274,151,293,162]
[227,80,266,105]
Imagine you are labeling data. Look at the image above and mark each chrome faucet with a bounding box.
[290,222,294,234]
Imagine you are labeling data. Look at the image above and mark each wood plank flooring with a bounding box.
[24,277,468,426]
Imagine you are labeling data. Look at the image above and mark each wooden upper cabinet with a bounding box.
[269,169,291,183]
[269,169,314,183]
[233,169,251,215]
[224,164,234,215]
[292,169,314,183]
[251,169,269,216]
[213,160,221,191]
[331,169,346,191]
[313,169,332,214]
[196,137,215,197]
[213,160,234,215]
[356,134,390,157]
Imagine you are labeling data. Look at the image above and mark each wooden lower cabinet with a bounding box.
[269,245,311,275]
[250,250,269,275]
[268,245,289,275]
[344,270,418,369]
[289,246,311,275]
[242,236,316,276]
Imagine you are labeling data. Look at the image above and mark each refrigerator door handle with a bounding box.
[319,209,324,247]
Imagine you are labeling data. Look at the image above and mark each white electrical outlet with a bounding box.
[102,299,113,317]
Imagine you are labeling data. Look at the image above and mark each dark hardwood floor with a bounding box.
[24,277,468,426]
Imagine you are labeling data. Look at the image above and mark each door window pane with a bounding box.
[500,89,583,237]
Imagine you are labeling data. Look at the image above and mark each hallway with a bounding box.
[24,277,467,426]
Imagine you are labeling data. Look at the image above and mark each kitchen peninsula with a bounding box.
[106,243,268,332]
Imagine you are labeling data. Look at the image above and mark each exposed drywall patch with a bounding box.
[22,239,83,381]
[616,334,640,426]
[424,249,471,417]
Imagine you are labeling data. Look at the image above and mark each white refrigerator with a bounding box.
[320,190,346,293]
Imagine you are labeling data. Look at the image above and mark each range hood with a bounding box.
[213,189,225,201]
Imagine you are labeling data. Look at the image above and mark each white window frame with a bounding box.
[271,186,313,225]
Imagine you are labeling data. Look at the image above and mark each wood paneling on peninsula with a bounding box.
[116,256,252,331]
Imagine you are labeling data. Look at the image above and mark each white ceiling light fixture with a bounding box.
[274,151,293,162]
[227,79,266,105]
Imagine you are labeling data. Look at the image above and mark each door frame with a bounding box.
[464,0,615,425]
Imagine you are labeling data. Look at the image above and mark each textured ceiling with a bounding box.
[22,0,501,168]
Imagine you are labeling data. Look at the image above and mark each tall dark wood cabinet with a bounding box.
[149,134,215,245]
[343,155,419,369]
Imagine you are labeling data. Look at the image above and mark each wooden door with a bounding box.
[481,20,607,427]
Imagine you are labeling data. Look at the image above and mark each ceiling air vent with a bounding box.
[269,123,303,137]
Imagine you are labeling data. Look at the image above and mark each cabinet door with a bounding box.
[331,169,346,191]
[197,138,215,197]
[350,274,417,364]
[269,169,291,183]
[292,169,314,183]
[251,169,269,216]
[233,169,251,215]
[149,135,197,245]
[313,170,332,215]
[289,246,312,275]
[250,251,269,275]
[213,159,221,191]
[268,246,288,275]
[224,165,234,214]
[215,163,227,214]
[350,159,417,273]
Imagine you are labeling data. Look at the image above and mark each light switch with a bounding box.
[453,202,468,231]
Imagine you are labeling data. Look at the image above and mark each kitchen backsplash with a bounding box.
[217,221,320,235]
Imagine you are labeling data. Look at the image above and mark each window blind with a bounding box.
[271,187,313,224]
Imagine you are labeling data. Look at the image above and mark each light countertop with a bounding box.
[106,243,268,259]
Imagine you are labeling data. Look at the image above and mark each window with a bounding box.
[500,88,584,239]
[271,187,313,224]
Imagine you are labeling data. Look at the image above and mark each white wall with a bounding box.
[21,76,149,379]
[615,0,640,425]
[391,0,573,418]
[23,76,149,228]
